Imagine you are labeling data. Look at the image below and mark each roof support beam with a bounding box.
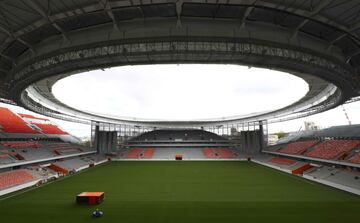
[326,11,360,50]
[26,0,69,42]
[291,0,333,39]
[239,0,257,28]
[98,0,120,31]
[345,49,360,64]
[176,0,183,28]
[0,24,34,54]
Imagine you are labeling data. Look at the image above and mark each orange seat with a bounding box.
[306,140,360,159]
[0,170,36,190]
[278,140,319,155]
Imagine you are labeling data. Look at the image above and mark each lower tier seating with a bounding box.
[121,148,155,159]
[270,157,296,166]
[0,170,36,190]
[203,148,238,158]
[203,148,216,158]
[142,148,155,158]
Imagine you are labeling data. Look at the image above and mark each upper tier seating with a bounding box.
[1,141,41,149]
[203,148,238,158]
[34,123,68,135]
[270,157,296,165]
[0,170,36,190]
[130,129,226,142]
[0,108,38,134]
[306,140,360,159]
[278,140,319,155]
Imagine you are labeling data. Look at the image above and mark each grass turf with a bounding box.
[0,161,359,223]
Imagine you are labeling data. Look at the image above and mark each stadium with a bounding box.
[0,0,360,222]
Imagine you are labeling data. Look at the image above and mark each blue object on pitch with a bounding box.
[92,209,103,218]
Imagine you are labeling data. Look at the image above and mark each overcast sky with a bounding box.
[52,64,308,120]
[2,64,360,137]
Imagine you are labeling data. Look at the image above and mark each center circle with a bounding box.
[52,64,308,121]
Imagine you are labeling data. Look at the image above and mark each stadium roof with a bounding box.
[0,0,360,126]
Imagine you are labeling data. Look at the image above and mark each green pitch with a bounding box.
[1,161,359,223]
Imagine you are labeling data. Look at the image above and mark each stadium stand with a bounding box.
[120,148,155,159]
[276,124,360,144]
[0,107,100,195]
[0,108,38,134]
[269,157,296,166]
[125,129,231,149]
[53,155,107,172]
[129,129,226,142]
[306,140,360,160]
[303,166,360,191]
[278,140,318,155]
[0,170,36,190]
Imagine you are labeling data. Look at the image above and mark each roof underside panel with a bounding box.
[140,3,176,17]
[300,20,343,42]
[350,54,360,67]
[321,0,360,26]
[36,0,99,16]
[262,0,323,11]
[57,11,112,31]
[0,1,41,31]
[248,8,297,26]
[0,58,12,70]
[334,37,359,55]
[3,40,27,58]
[22,24,60,45]
[113,6,144,21]
[181,3,219,17]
